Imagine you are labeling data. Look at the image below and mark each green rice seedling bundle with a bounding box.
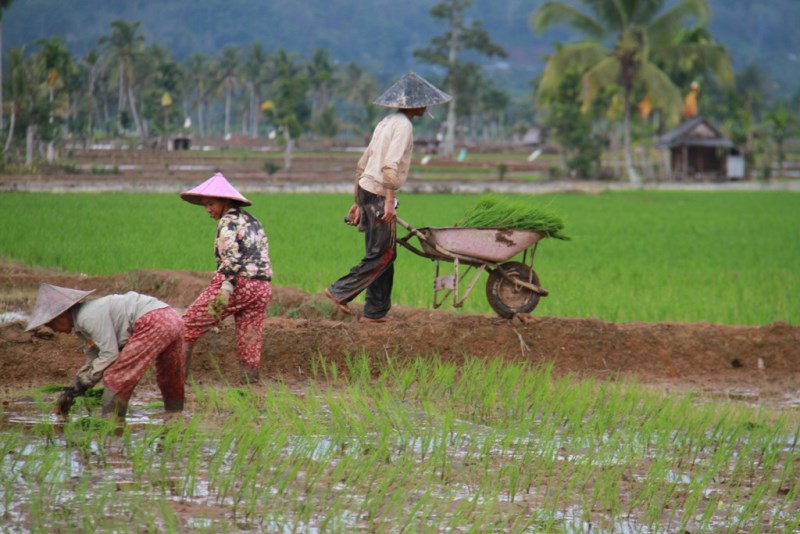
[36,384,72,394]
[456,195,570,240]
[36,384,104,409]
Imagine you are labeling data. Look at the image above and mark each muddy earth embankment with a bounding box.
[1,260,798,405]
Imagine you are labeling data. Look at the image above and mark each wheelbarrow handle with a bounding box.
[395,217,412,231]
[395,216,441,259]
[395,217,438,249]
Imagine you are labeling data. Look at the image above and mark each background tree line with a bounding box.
[0,1,523,168]
[6,0,800,98]
[2,0,798,180]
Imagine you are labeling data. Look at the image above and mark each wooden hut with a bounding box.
[656,116,743,180]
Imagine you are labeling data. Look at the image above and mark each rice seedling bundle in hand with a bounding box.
[456,195,570,240]
[37,384,105,407]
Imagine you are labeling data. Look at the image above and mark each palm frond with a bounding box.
[538,42,608,96]
[639,62,682,126]
[662,43,734,87]
[580,0,632,30]
[531,1,607,39]
[649,0,709,44]
[610,0,631,28]
[582,57,620,110]
[628,0,670,26]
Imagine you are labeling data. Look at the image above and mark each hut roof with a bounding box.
[656,116,735,149]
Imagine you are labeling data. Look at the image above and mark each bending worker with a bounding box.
[324,72,451,323]
[26,283,185,420]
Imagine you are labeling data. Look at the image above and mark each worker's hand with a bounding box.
[208,290,230,319]
[55,386,78,416]
[344,203,360,227]
[381,198,396,223]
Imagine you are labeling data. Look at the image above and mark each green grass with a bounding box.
[0,190,798,325]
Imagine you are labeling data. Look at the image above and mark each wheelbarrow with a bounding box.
[396,217,550,318]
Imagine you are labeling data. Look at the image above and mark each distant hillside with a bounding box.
[6,0,799,96]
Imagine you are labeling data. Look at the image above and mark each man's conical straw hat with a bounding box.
[25,284,95,332]
[373,71,452,109]
[180,172,252,206]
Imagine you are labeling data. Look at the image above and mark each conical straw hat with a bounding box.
[25,284,95,332]
[180,172,252,206]
[373,72,452,109]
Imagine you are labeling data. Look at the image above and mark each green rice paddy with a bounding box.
[0,190,797,325]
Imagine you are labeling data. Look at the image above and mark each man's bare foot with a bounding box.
[324,288,352,315]
[360,315,390,324]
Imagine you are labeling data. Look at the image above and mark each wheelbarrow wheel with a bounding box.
[486,261,541,319]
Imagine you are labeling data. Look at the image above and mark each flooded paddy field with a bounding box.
[1,190,799,531]
[2,357,798,533]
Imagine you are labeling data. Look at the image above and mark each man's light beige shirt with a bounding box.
[357,112,414,196]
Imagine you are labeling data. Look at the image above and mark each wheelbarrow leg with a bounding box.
[432,261,452,309]
[432,258,487,309]
[452,263,486,308]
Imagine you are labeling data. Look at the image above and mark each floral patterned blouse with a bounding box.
[215,208,272,285]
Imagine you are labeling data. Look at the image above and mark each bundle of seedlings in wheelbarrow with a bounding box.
[395,195,568,318]
[456,195,570,240]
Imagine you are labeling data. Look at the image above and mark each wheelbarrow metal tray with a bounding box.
[418,227,545,263]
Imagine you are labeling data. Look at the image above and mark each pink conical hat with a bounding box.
[26,283,95,332]
[180,172,252,206]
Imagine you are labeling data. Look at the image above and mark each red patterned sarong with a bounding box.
[102,307,185,405]
[183,273,271,372]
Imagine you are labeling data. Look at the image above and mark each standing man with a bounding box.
[324,72,451,323]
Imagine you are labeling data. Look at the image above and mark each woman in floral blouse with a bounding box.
[180,173,272,384]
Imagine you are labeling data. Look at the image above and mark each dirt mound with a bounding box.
[1,260,798,404]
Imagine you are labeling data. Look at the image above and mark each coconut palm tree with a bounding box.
[336,62,379,136]
[34,37,73,162]
[137,44,183,145]
[242,42,269,138]
[98,19,146,137]
[307,48,334,127]
[184,52,212,137]
[3,46,28,156]
[268,49,310,170]
[763,104,798,179]
[531,0,732,184]
[76,50,100,144]
[0,0,17,133]
[215,46,240,138]
[6,46,47,164]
